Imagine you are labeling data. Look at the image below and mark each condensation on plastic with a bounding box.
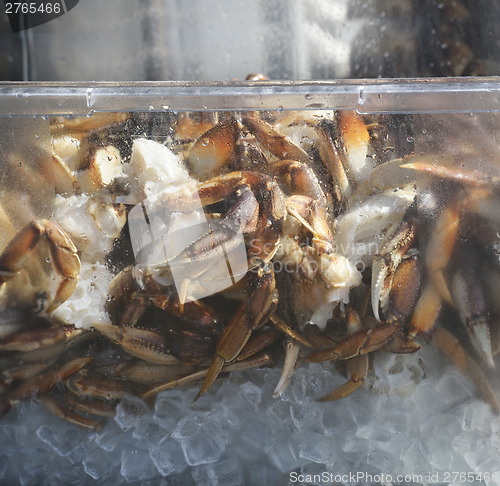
[1,79,500,117]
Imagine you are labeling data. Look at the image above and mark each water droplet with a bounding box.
[277,106,284,113]
[406,136,415,143]
[305,94,313,101]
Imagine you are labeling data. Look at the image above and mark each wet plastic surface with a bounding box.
[1,80,500,485]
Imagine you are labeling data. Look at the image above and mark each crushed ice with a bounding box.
[1,344,500,485]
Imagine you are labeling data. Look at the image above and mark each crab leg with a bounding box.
[425,206,459,307]
[449,242,494,368]
[197,263,278,397]
[92,323,181,365]
[8,356,92,402]
[42,393,103,430]
[431,327,500,412]
[66,393,118,418]
[242,115,310,165]
[188,117,239,179]
[0,220,80,312]
[143,349,275,399]
[273,339,301,398]
[318,354,369,402]
[307,323,398,362]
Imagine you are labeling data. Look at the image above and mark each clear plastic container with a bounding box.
[1,79,500,485]
[3,0,500,81]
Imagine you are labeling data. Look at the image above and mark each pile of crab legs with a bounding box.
[0,107,499,430]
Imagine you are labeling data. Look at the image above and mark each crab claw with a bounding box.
[449,245,495,368]
[0,220,80,312]
[371,208,418,322]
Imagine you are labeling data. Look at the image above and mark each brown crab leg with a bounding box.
[8,356,92,401]
[188,117,239,179]
[143,350,275,399]
[431,327,500,413]
[269,315,314,349]
[307,323,398,362]
[68,372,143,400]
[315,121,351,204]
[66,393,118,418]
[425,207,459,307]
[0,327,67,353]
[318,354,369,402]
[449,243,494,368]
[242,115,310,165]
[41,393,104,430]
[197,264,278,398]
[92,323,181,365]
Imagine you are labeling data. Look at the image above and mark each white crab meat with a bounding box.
[121,138,192,205]
[77,145,124,193]
[335,184,416,269]
[278,237,361,329]
[309,254,361,329]
[50,261,113,328]
[53,194,126,262]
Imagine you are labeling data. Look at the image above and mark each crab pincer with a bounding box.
[0,219,80,312]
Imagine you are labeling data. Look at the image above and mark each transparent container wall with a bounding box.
[1,81,500,484]
[8,0,500,81]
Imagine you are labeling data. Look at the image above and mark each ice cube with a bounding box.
[120,447,158,482]
[366,449,395,472]
[299,433,338,467]
[234,415,272,463]
[462,400,496,435]
[243,463,281,485]
[290,400,324,434]
[114,395,149,431]
[356,423,394,444]
[150,436,188,476]
[202,414,233,452]
[400,441,430,475]
[83,448,118,481]
[92,423,123,452]
[206,454,244,486]
[172,414,203,440]
[343,437,371,453]
[0,456,9,479]
[36,425,81,457]
[435,370,474,407]
[179,428,224,466]
[241,381,262,408]
[411,382,449,417]
[267,436,304,473]
[427,438,454,471]
[132,415,170,446]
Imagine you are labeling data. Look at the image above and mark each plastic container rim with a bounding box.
[1,77,500,115]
